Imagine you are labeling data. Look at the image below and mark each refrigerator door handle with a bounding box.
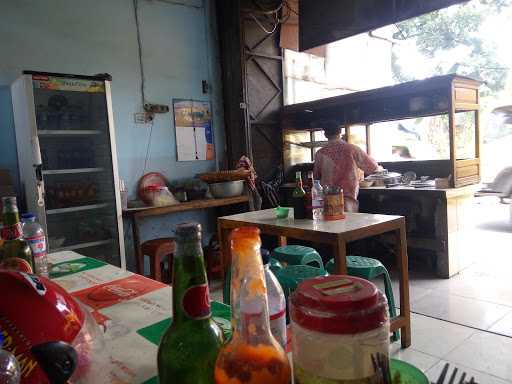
[31,135,45,207]
[35,170,45,207]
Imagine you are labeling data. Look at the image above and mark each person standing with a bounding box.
[313,121,381,212]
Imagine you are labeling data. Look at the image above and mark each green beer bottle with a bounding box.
[292,171,306,219]
[0,197,33,272]
[157,222,223,384]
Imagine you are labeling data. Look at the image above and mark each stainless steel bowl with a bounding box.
[365,170,403,186]
[209,180,244,198]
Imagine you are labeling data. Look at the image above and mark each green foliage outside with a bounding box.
[392,0,511,96]
[388,0,512,172]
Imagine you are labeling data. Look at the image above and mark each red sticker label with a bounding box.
[182,284,211,320]
[32,75,49,81]
[73,275,164,310]
[0,223,22,240]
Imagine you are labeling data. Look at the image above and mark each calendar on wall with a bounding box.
[173,99,214,161]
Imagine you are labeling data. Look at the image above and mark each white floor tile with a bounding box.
[390,343,440,372]
[427,360,511,384]
[408,313,475,358]
[429,272,512,308]
[412,292,511,330]
[489,312,512,337]
[445,331,512,382]
[389,280,434,308]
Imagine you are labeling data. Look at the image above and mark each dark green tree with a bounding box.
[392,0,511,96]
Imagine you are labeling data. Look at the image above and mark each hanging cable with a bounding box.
[251,0,283,14]
[133,0,146,107]
[155,0,203,9]
[284,0,298,16]
[250,12,279,34]
[142,119,154,176]
[247,0,291,35]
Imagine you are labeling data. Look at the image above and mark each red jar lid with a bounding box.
[290,275,388,334]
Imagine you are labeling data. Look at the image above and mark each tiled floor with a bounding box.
[389,199,512,382]
[390,313,512,383]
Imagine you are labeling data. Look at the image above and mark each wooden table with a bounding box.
[47,251,231,384]
[123,196,249,274]
[218,209,411,348]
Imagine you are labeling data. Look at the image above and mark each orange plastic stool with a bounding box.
[140,238,176,283]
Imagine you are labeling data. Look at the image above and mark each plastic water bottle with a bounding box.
[312,180,324,220]
[262,249,287,348]
[21,213,48,277]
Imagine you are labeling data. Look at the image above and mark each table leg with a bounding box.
[218,222,231,283]
[332,237,348,274]
[132,216,143,275]
[395,223,411,348]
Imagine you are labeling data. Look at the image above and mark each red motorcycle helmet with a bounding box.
[0,271,108,384]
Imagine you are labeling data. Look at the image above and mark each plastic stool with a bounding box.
[140,238,176,283]
[326,256,399,341]
[269,257,283,273]
[205,234,223,281]
[272,245,324,271]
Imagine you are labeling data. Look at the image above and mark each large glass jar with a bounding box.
[290,275,389,383]
[323,186,344,221]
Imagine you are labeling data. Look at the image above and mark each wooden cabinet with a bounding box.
[281,74,481,187]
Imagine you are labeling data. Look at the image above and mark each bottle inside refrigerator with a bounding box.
[12,71,125,267]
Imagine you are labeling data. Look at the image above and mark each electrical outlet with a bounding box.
[134,112,153,124]
[144,103,169,114]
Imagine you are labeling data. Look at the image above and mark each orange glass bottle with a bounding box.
[215,227,291,384]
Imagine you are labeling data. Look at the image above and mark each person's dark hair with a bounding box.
[322,120,342,138]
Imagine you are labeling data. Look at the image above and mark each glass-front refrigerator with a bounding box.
[11,71,125,268]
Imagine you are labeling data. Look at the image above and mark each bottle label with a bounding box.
[26,235,47,259]
[270,309,287,348]
[1,222,22,240]
[324,192,345,220]
[181,283,211,320]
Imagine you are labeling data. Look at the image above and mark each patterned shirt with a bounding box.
[313,140,378,200]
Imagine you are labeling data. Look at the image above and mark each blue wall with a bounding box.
[0,0,226,270]
[0,86,19,190]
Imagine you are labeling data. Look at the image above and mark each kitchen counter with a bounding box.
[359,185,478,278]
[359,184,478,198]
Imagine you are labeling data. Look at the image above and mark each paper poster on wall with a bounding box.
[173,99,215,161]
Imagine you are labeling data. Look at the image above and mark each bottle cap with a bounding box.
[1,197,18,213]
[175,222,202,240]
[2,196,16,204]
[21,213,36,222]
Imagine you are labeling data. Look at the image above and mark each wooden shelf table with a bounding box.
[123,196,249,274]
